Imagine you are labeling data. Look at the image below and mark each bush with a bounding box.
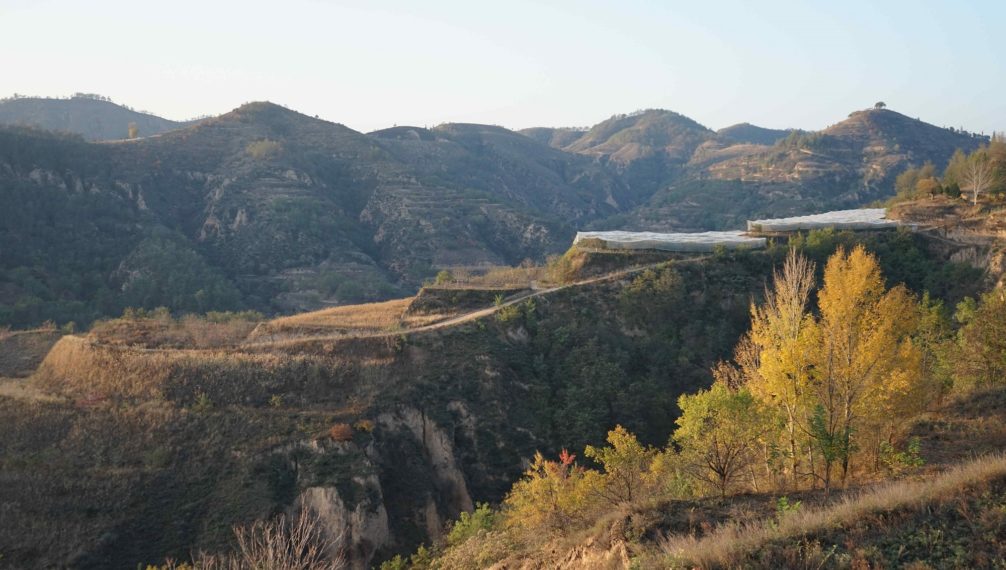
[446,503,498,547]
[328,423,353,442]
[434,270,454,285]
[245,139,282,160]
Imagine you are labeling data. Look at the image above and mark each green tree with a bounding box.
[951,290,1006,390]
[674,381,775,497]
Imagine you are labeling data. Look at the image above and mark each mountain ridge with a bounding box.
[0,99,988,327]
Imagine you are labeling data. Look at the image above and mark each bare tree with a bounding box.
[961,152,999,205]
[159,510,345,570]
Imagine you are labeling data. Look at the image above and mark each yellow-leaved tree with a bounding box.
[812,245,924,489]
[747,249,817,489]
[583,425,658,505]
[502,449,594,536]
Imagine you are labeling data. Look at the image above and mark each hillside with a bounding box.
[0,95,196,140]
[0,215,995,568]
[716,122,795,145]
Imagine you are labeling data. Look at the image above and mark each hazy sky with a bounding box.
[3,0,1003,134]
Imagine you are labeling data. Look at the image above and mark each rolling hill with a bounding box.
[0,94,197,140]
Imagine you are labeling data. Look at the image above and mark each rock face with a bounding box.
[275,407,475,569]
[378,407,475,518]
[295,484,389,570]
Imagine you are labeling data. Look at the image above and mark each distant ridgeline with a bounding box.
[574,208,902,252]
[0,99,986,328]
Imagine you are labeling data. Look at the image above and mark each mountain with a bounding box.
[524,109,717,205]
[0,100,988,328]
[716,122,795,145]
[518,126,587,149]
[0,102,627,327]
[0,94,196,140]
[603,108,989,231]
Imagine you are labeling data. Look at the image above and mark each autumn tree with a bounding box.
[583,425,658,505]
[127,121,139,139]
[674,381,776,496]
[747,249,817,489]
[811,245,923,488]
[502,449,593,535]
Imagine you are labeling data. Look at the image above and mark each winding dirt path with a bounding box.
[240,260,683,349]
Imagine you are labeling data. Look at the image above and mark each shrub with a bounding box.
[153,510,343,569]
[328,423,353,442]
[192,392,213,413]
[246,139,282,160]
[502,450,596,536]
[446,503,498,547]
[495,304,522,324]
[353,419,375,433]
[434,270,454,285]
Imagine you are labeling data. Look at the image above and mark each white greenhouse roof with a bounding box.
[747,208,898,232]
[574,230,767,252]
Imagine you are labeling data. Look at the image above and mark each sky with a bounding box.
[2,0,1004,134]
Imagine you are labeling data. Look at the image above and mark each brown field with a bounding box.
[89,315,260,349]
[264,298,413,330]
[248,297,456,342]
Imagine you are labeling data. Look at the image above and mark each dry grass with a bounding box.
[263,298,413,330]
[0,377,66,403]
[659,452,1006,568]
[88,315,259,349]
[249,297,452,342]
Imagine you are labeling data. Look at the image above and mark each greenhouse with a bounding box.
[573,230,767,252]
[746,208,899,233]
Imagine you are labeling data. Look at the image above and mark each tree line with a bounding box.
[895,135,1006,205]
